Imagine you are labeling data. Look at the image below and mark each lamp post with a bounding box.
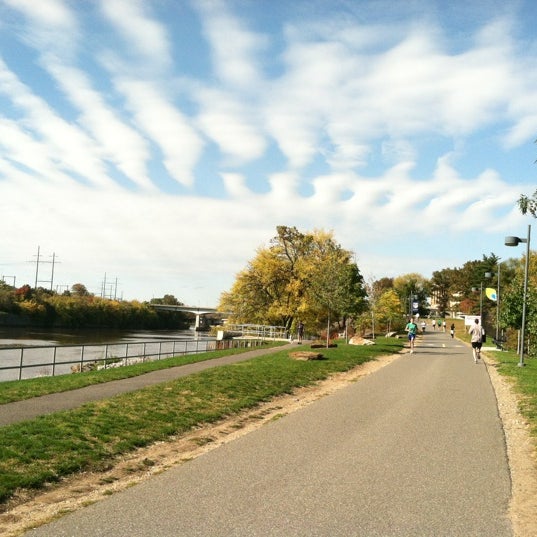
[505,224,531,367]
[487,262,502,344]
[472,273,491,321]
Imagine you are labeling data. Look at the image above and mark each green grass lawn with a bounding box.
[493,351,537,434]
[454,318,537,444]
[0,337,404,504]
[0,343,284,404]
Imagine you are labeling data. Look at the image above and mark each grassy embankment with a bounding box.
[454,317,537,441]
[0,337,404,504]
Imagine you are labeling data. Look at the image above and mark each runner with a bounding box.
[468,318,484,363]
[405,318,418,354]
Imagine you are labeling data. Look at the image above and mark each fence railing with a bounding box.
[219,323,289,340]
[0,337,266,383]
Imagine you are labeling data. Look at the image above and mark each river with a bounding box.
[0,327,207,347]
[0,328,215,382]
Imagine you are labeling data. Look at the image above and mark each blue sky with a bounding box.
[0,0,536,306]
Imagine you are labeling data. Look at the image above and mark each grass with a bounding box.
[492,350,537,436]
[0,337,405,504]
[454,317,537,443]
[0,343,283,404]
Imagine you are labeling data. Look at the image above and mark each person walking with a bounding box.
[297,321,304,343]
[468,318,484,363]
[450,323,455,338]
[405,318,418,354]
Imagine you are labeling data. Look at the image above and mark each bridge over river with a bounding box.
[151,305,289,340]
[150,305,224,331]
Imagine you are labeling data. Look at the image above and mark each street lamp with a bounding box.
[505,224,531,367]
[472,273,491,321]
[486,262,502,345]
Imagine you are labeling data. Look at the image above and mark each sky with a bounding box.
[0,0,536,307]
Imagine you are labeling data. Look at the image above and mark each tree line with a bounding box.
[218,224,536,356]
[1,188,535,354]
[0,283,189,330]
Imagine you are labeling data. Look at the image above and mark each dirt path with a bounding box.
[1,349,536,537]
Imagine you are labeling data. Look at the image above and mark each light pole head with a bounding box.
[505,235,528,246]
[505,236,521,247]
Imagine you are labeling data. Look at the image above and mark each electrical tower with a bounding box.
[32,246,59,290]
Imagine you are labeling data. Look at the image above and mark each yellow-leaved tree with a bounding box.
[218,226,367,337]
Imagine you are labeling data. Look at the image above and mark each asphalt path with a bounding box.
[24,330,512,536]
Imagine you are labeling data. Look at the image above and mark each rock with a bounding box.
[349,336,375,346]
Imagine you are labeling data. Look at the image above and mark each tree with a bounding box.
[392,273,430,318]
[499,251,537,356]
[150,294,183,306]
[430,269,453,316]
[71,283,91,297]
[219,226,366,335]
[518,189,537,217]
[374,289,402,333]
[305,233,366,345]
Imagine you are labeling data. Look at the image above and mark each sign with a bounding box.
[486,288,497,301]
[465,315,481,326]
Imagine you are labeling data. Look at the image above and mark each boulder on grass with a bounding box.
[349,336,375,346]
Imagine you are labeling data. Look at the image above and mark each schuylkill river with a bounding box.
[0,327,207,347]
[0,328,215,382]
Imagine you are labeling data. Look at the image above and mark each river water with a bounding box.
[0,327,206,347]
[0,328,215,382]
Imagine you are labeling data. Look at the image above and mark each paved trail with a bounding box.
[24,330,512,536]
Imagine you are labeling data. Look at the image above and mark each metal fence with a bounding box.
[0,337,266,382]
[219,324,289,340]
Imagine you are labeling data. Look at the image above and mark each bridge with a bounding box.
[151,305,225,331]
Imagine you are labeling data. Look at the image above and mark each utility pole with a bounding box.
[32,246,59,290]
[101,273,119,299]
[1,275,16,287]
[34,245,41,288]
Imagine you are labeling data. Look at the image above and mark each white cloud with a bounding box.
[2,0,75,29]
[114,78,203,187]
[194,0,267,87]
[0,59,115,188]
[98,0,173,71]
[2,0,79,56]
[196,88,266,163]
[41,60,155,190]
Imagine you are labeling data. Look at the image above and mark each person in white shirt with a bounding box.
[468,318,484,363]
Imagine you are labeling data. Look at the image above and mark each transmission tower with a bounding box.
[32,246,59,290]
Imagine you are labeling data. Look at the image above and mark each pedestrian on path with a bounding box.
[405,318,418,354]
[450,323,455,338]
[468,318,484,363]
[297,321,304,343]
